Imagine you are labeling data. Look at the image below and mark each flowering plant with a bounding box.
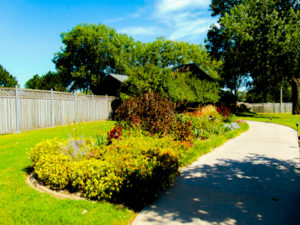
[107,125,123,142]
[217,106,231,121]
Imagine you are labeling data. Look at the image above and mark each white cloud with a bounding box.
[118,26,159,36]
[103,17,124,24]
[119,0,216,41]
[156,0,210,13]
[169,18,210,40]
[151,0,216,41]
[131,7,147,18]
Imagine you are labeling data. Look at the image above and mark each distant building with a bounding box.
[100,73,128,96]
[172,63,215,82]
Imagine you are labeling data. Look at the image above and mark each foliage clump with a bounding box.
[30,93,244,210]
[0,64,18,87]
[115,91,177,135]
[30,135,183,210]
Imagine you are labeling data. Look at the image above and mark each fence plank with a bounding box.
[238,102,293,113]
[0,88,115,134]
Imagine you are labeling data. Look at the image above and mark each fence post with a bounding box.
[106,94,108,119]
[284,103,287,113]
[51,89,54,127]
[74,92,77,122]
[15,85,20,133]
[92,94,94,121]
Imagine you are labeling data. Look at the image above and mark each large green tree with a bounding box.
[121,38,221,105]
[220,0,299,113]
[53,24,138,94]
[0,64,18,87]
[207,0,299,111]
[25,71,66,91]
[206,0,248,101]
[54,25,221,105]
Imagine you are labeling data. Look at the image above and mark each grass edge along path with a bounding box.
[0,120,249,225]
[180,122,249,167]
[237,112,300,134]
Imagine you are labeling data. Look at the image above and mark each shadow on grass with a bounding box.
[236,112,279,119]
[22,166,34,174]
[142,154,300,225]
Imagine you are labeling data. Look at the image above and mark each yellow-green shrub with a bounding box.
[71,159,124,200]
[30,135,183,210]
[102,136,181,209]
[30,139,71,189]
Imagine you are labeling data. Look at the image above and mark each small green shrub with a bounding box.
[170,120,194,142]
[177,113,223,139]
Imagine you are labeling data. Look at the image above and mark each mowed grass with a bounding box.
[180,122,249,167]
[237,112,300,134]
[0,121,136,225]
[0,119,250,225]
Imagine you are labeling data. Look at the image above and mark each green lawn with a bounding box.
[0,120,249,225]
[237,112,300,134]
[0,121,136,225]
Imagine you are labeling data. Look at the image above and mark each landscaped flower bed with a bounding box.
[29,92,247,210]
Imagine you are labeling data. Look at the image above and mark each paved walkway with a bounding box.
[133,121,300,225]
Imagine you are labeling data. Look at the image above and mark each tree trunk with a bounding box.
[291,77,300,114]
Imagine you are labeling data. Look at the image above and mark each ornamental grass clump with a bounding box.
[185,105,223,125]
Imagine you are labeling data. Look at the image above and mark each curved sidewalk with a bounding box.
[133,121,300,225]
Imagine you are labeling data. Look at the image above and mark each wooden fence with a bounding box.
[0,87,115,134]
[238,102,292,113]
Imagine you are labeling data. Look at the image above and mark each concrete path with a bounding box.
[132,121,300,225]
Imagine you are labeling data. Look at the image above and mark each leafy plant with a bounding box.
[177,113,223,140]
[29,135,184,210]
[217,105,232,122]
[30,139,71,189]
[107,125,123,143]
[114,91,176,135]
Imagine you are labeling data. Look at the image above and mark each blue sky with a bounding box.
[0,0,217,87]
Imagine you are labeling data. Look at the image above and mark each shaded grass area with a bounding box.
[0,121,136,225]
[180,122,249,167]
[237,112,300,134]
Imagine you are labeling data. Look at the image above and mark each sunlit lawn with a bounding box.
[237,112,300,134]
[0,118,250,225]
[0,121,136,225]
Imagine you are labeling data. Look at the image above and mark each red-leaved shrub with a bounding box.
[115,91,176,135]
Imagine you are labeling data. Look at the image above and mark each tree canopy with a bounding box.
[206,0,299,112]
[25,71,66,91]
[0,64,18,88]
[53,24,221,105]
[53,24,138,94]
